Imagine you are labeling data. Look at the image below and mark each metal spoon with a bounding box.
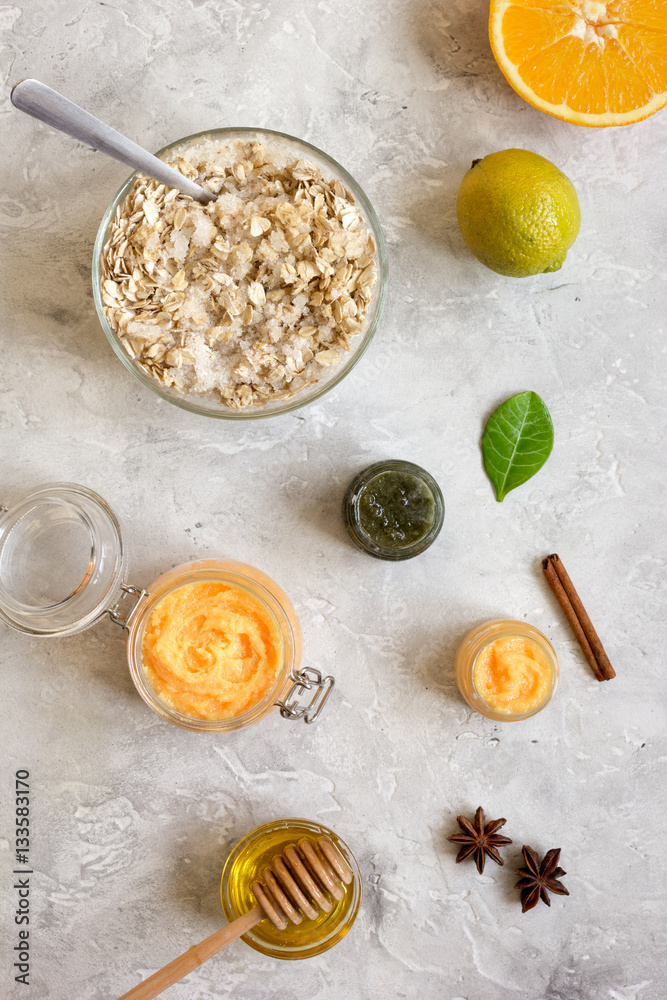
[11,79,215,204]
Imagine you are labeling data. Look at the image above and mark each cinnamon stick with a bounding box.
[542,553,616,682]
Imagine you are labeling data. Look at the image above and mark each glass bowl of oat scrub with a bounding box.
[93,127,388,419]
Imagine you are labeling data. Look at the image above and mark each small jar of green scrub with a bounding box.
[342,460,444,561]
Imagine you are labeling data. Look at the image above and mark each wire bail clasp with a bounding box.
[275,667,335,724]
[107,584,148,630]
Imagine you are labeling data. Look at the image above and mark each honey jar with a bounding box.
[220,818,361,960]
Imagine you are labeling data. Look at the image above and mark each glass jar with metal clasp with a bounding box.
[0,482,334,733]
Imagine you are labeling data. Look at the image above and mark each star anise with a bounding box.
[448,806,512,873]
[515,845,569,912]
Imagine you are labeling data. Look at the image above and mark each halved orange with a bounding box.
[489,0,667,127]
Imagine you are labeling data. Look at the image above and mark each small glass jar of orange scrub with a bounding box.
[455,619,559,722]
[221,818,361,960]
[0,482,334,733]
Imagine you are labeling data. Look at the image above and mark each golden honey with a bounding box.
[220,818,361,960]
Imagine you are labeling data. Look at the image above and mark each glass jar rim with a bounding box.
[92,125,388,420]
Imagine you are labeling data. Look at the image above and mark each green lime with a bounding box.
[456,148,580,278]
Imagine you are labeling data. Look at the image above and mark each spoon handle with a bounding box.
[11,79,215,204]
[116,904,264,1000]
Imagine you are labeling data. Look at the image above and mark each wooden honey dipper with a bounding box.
[118,836,354,1000]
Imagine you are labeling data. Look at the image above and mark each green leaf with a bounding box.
[482,391,554,502]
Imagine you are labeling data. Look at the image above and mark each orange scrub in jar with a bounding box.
[141,582,282,720]
[473,635,552,715]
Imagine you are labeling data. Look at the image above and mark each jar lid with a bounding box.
[0,483,125,636]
